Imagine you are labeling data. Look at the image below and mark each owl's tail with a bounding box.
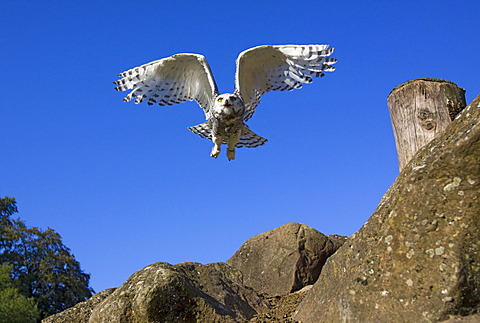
[188,122,268,148]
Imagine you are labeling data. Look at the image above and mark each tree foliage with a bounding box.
[0,263,40,323]
[0,197,94,318]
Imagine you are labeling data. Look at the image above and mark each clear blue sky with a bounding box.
[2,1,479,293]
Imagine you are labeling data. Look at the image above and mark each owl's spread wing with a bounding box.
[234,45,336,121]
[114,54,219,117]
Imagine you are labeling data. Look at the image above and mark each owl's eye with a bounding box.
[217,97,223,102]
[230,97,237,101]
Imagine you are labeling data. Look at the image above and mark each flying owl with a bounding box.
[114,45,336,160]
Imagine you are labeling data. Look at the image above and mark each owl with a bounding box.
[114,45,336,160]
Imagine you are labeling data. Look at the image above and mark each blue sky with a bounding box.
[2,1,479,293]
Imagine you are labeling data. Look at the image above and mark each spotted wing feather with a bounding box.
[114,54,219,117]
[236,124,268,148]
[188,122,267,148]
[235,45,336,121]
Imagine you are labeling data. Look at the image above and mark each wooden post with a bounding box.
[387,78,466,171]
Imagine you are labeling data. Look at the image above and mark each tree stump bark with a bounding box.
[387,78,466,171]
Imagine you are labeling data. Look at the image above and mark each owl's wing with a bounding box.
[114,54,219,117]
[234,45,336,121]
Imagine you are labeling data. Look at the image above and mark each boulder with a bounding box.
[88,262,267,323]
[294,96,480,322]
[41,222,343,323]
[227,222,345,296]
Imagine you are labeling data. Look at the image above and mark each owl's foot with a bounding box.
[226,130,240,161]
[210,134,222,159]
[227,148,236,161]
[210,145,221,158]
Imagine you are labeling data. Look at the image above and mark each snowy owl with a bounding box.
[114,45,336,160]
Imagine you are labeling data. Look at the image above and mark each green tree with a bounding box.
[0,197,94,318]
[0,263,40,323]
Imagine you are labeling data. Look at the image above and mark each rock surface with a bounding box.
[88,262,267,323]
[439,313,480,322]
[42,288,116,323]
[294,97,480,322]
[227,222,344,296]
[42,223,339,323]
[250,287,311,322]
[43,223,346,323]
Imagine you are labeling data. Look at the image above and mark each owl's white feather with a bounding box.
[114,45,336,160]
[235,45,336,121]
[114,54,218,118]
[188,122,267,148]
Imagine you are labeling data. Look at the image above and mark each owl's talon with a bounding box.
[227,148,236,161]
[210,147,221,158]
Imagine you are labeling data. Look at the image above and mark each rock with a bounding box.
[42,288,116,323]
[40,222,343,322]
[227,222,346,296]
[327,234,348,250]
[250,288,311,322]
[89,262,267,323]
[439,313,480,322]
[294,96,480,322]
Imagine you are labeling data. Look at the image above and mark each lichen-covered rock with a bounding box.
[227,222,345,296]
[89,262,267,323]
[250,287,311,322]
[42,288,116,323]
[327,234,348,251]
[294,96,480,322]
[40,223,344,323]
[439,313,480,322]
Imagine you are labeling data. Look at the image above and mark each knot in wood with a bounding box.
[417,109,436,131]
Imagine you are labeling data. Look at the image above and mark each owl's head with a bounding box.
[213,93,244,116]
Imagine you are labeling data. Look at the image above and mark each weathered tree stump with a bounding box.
[387,78,466,171]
